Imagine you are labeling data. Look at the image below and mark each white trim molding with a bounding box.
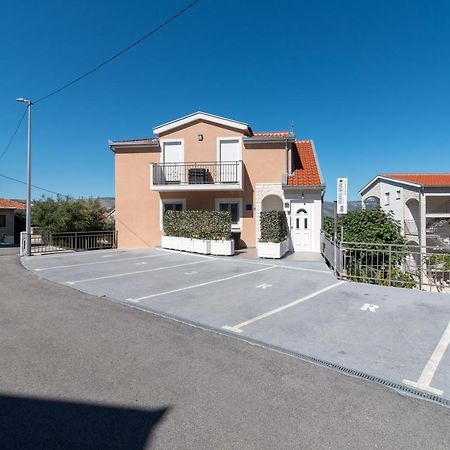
[360,175,422,195]
[153,111,250,135]
[159,138,185,164]
[216,136,243,162]
[160,198,186,230]
[215,197,243,230]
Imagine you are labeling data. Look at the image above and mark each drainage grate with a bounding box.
[120,300,450,408]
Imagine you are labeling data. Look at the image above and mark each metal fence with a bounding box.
[21,230,117,255]
[321,232,450,293]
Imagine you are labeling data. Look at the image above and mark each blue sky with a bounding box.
[1,0,449,201]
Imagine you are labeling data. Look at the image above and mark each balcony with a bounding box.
[150,161,243,191]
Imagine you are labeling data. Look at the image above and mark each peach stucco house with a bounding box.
[109,112,325,253]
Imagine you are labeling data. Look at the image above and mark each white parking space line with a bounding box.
[154,247,215,260]
[223,281,346,333]
[403,319,450,396]
[212,257,332,274]
[126,266,275,303]
[35,253,171,271]
[66,260,210,285]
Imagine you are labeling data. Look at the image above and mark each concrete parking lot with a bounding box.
[23,248,450,404]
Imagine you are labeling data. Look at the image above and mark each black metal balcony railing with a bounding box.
[152,161,242,186]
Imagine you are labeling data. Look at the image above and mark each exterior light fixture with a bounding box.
[197,134,203,141]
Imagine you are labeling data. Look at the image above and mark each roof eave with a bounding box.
[153,111,250,135]
[243,136,296,144]
[283,184,326,190]
[359,175,422,195]
[108,139,159,152]
[308,139,324,186]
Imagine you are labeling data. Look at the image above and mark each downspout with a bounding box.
[418,186,424,290]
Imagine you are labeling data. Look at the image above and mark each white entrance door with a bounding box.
[219,139,240,182]
[163,141,183,182]
[292,203,312,251]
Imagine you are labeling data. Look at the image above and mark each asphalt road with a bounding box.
[1,247,450,450]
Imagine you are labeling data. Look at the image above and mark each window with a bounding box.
[163,202,184,214]
[0,215,6,227]
[396,190,401,200]
[384,192,390,206]
[160,199,186,230]
[215,198,242,229]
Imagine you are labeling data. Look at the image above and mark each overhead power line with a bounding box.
[34,0,202,104]
[0,107,28,162]
[0,173,63,196]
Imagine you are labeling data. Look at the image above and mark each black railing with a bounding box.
[152,161,242,186]
[27,230,117,254]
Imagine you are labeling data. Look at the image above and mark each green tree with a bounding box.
[324,209,404,245]
[324,209,415,288]
[32,197,111,233]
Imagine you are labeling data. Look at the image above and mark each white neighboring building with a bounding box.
[359,174,450,247]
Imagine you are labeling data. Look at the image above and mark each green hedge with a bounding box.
[163,210,232,240]
[260,210,288,243]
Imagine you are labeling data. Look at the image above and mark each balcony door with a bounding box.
[163,141,183,183]
[218,139,240,183]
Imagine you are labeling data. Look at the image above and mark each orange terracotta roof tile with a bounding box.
[0,198,26,209]
[253,131,291,137]
[381,173,450,187]
[287,140,322,186]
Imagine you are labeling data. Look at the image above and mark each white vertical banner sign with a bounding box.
[337,178,348,214]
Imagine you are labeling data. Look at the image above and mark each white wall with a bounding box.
[284,188,322,252]
[361,178,424,244]
[255,184,323,252]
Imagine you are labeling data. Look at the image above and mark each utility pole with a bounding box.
[16,98,33,256]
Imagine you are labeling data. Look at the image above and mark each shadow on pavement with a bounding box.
[0,394,169,449]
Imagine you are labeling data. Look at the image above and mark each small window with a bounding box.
[161,199,186,230]
[384,192,390,206]
[396,190,401,200]
[216,198,242,229]
[164,202,183,213]
[304,218,308,229]
[219,202,239,224]
[0,215,6,227]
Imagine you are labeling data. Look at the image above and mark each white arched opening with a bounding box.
[405,198,420,236]
[261,194,283,212]
[363,196,380,210]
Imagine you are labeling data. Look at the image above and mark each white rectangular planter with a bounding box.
[178,237,194,252]
[257,239,289,259]
[161,235,173,250]
[193,238,211,255]
[163,236,233,255]
[210,239,235,256]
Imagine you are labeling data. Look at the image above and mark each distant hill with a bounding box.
[97,197,115,212]
[323,200,362,217]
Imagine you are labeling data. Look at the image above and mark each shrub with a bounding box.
[324,209,405,245]
[32,196,111,233]
[259,210,288,243]
[324,209,416,289]
[163,210,232,240]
